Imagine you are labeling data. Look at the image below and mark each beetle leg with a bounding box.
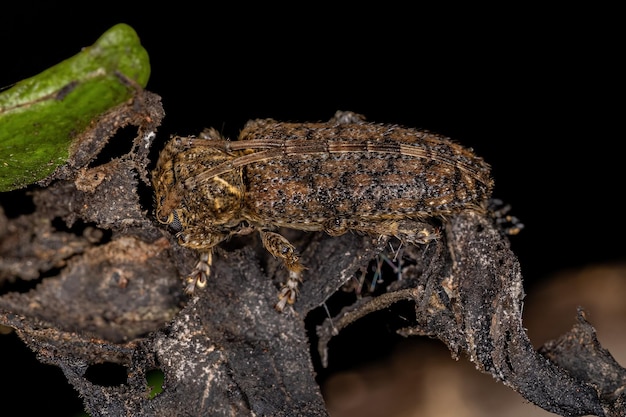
[488,198,525,236]
[391,220,440,245]
[184,251,212,295]
[355,219,440,246]
[258,230,306,311]
[275,269,302,312]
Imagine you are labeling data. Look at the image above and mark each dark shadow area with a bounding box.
[85,362,128,387]
[0,331,85,415]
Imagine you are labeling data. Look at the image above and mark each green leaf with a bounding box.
[0,23,151,192]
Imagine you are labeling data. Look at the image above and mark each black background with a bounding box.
[1,4,623,415]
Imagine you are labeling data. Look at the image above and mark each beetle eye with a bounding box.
[170,211,183,232]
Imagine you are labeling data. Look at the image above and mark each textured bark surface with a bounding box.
[1,90,624,416]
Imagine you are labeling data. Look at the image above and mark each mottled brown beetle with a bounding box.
[152,111,493,311]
